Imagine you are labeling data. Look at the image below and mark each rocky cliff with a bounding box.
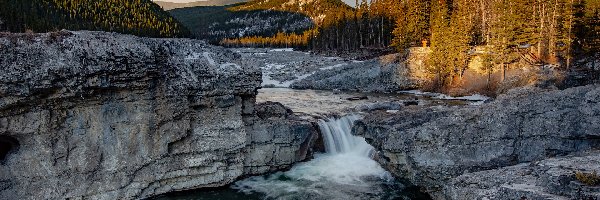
[355,85,600,199]
[0,31,317,199]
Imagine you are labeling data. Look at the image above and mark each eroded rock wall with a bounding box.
[0,31,316,199]
[355,85,600,199]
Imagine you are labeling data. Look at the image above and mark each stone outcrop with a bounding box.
[446,151,600,200]
[354,85,600,199]
[291,53,427,93]
[0,31,317,199]
[243,101,319,175]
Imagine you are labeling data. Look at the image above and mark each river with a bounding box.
[155,114,430,200]
[152,88,490,200]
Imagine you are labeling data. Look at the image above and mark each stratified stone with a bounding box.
[0,31,317,200]
[355,85,600,199]
[445,151,600,200]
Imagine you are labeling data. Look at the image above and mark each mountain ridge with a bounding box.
[154,0,249,10]
[168,0,352,44]
[230,0,352,24]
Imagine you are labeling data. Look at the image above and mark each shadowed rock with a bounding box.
[0,31,317,199]
[355,85,600,199]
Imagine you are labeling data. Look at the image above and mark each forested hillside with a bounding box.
[310,0,599,54]
[229,0,598,88]
[216,0,600,91]
[184,0,598,62]
[0,0,189,37]
[154,0,249,10]
[230,0,351,24]
[169,3,313,44]
[168,0,352,46]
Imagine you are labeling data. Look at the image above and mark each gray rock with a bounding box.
[0,31,317,200]
[243,101,319,175]
[354,85,600,199]
[290,51,430,93]
[446,151,600,200]
[290,57,416,93]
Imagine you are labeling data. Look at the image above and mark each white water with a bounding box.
[232,115,393,199]
[318,115,374,156]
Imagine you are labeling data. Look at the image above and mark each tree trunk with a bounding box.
[566,0,574,69]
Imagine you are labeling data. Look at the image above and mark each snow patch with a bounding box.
[269,48,294,52]
[295,72,314,81]
[400,90,437,96]
[184,52,203,60]
[263,64,286,71]
[401,90,490,104]
[320,63,347,71]
[220,63,242,71]
[433,93,490,101]
[262,72,315,88]
[203,52,216,66]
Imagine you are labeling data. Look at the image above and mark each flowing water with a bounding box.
[158,115,430,200]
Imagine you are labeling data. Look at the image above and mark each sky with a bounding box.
[153,0,358,7]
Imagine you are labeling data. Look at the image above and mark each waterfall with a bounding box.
[232,114,393,199]
[318,115,374,157]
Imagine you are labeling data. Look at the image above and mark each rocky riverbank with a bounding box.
[0,31,318,199]
[290,53,421,93]
[355,85,600,199]
[233,48,426,92]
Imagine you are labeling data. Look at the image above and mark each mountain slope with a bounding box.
[169,0,351,43]
[154,0,249,10]
[169,3,313,43]
[230,0,351,24]
[0,0,188,37]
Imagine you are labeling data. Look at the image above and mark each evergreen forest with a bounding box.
[0,0,189,37]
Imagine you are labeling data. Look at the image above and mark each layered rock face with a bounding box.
[355,85,600,199]
[0,31,317,199]
[243,102,318,175]
[446,151,600,199]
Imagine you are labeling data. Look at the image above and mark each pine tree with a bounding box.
[392,0,431,50]
[427,0,453,89]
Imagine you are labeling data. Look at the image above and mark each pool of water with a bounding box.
[152,88,487,200]
[154,116,431,200]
